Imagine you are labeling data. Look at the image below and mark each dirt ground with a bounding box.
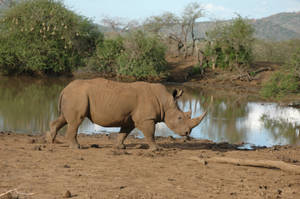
[1,132,300,199]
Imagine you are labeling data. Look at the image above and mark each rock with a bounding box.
[288,101,300,108]
[28,139,36,144]
[63,190,72,198]
[33,145,42,151]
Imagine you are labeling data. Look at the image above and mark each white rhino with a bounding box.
[46,78,207,150]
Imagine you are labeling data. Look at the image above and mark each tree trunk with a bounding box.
[191,23,196,56]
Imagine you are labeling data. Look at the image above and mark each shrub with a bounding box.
[116,31,167,79]
[90,31,167,79]
[290,48,300,76]
[87,37,124,73]
[260,72,299,98]
[190,62,206,76]
[204,16,254,69]
[253,39,300,63]
[0,0,102,75]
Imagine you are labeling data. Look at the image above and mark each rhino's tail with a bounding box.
[58,91,64,115]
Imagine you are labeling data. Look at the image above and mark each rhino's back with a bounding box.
[62,78,167,126]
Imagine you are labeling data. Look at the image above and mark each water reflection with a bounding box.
[0,77,300,147]
[0,76,67,133]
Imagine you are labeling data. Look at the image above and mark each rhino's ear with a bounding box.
[172,89,183,100]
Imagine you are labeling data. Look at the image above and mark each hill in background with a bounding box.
[157,12,300,42]
[191,12,300,41]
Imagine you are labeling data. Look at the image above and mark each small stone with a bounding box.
[28,139,36,144]
[277,189,282,195]
[63,190,72,198]
[33,145,42,151]
[63,164,71,168]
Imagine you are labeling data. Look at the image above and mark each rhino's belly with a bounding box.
[89,113,132,128]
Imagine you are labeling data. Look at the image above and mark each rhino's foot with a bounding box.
[114,144,126,150]
[46,131,54,144]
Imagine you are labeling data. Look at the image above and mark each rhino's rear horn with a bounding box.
[184,111,192,119]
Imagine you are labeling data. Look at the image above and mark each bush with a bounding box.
[190,62,206,76]
[90,31,167,79]
[260,72,299,98]
[87,37,124,73]
[204,16,254,69]
[253,39,300,63]
[290,48,300,76]
[116,31,167,79]
[0,0,102,75]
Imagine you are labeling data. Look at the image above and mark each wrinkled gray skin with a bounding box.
[46,78,207,150]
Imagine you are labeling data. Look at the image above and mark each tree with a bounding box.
[181,2,204,58]
[204,16,255,70]
[100,16,139,38]
[143,2,204,58]
[0,0,103,75]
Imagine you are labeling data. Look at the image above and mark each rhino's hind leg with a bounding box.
[46,115,67,143]
[65,122,81,149]
[114,125,134,149]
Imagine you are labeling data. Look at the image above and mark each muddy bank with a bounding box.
[1,132,300,199]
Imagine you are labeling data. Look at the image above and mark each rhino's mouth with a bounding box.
[183,130,191,137]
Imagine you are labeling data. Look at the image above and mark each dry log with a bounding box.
[0,189,15,199]
[189,156,300,174]
[232,67,271,81]
[0,189,35,199]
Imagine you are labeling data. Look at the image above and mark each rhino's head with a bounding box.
[164,89,207,137]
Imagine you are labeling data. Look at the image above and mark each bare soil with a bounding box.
[1,132,300,199]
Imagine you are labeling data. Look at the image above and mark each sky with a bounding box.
[63,0,300,24]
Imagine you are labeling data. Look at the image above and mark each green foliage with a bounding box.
[260,72,299,99]
[253,39,300,63]
[190,62,206,76]
[0,0,103,75]
[289,48,300,75]
[204,16,254,69]
[90,31,167,79]
[87,37,124,73]
[116,31,167,79]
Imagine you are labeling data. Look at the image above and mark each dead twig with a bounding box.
[0,189,35,198]
[189,156,300,174]
[0,189,17,198]
[232,67,271,81]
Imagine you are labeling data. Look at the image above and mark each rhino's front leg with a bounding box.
[115,133,128,149]
[138,120,161,151]
[114,126,134,149]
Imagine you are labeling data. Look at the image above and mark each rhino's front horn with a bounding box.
[189,111,207,129]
